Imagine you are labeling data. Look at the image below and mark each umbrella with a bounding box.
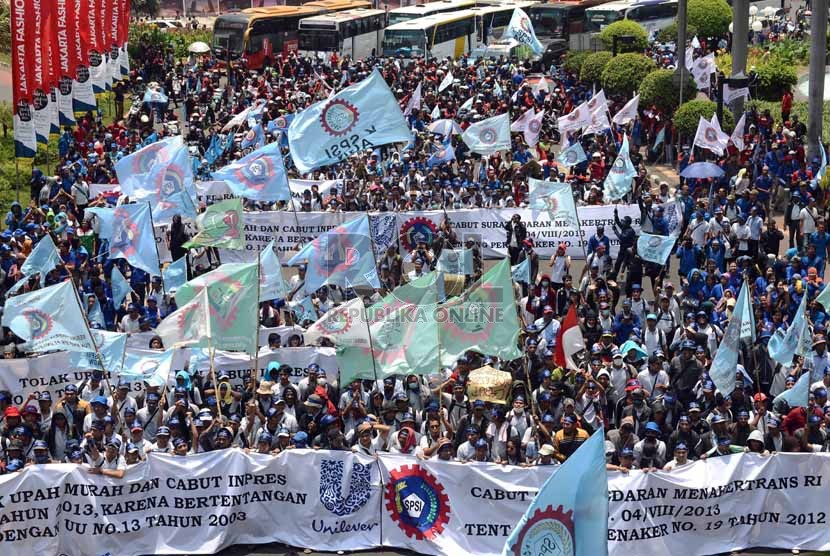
[680,162,725,179]
[188,41,211,54]
[428,119,463,136]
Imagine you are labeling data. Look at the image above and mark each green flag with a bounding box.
[174,263,259,354]
[337,304,440,386]
[184,198,245,250]
[436,258,522,365]
[367,271,443,323]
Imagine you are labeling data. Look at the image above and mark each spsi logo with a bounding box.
[385,465,450,539]
[509,505,575,556]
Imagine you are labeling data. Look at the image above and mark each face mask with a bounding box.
[408,382,419,391]
[541,281,549,287]
[35,455,49,464]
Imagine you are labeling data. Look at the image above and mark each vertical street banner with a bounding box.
[11,0,36,160]
[74,0,98,116]
[118,0,132,77]
[54,0,78,126]
[89,0,108,95]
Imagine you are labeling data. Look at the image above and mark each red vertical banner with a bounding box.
[31,0,47,92]
[10,0,32,106]
[119,0,131,46]
[110,0,120,49]
[77,0,91,66]
[54,0,75,77]
[94,0,106,52]
[102,0,113,50]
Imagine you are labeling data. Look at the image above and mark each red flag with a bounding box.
[54,0,76,77]
[119,0,131,46]
[554,305,584,371]
[102,0,113,50]
[10,0,33,105]
[78,0,92,66]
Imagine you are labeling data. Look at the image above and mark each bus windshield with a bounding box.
[382,29,427,57]
[299,29,340,51]
[213,19,246,56]
[585,8,622,31]
[531,5,569,37]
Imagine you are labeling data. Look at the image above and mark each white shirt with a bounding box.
[800,207,818,234]
[120,314,141,334]
[689,219,709,247]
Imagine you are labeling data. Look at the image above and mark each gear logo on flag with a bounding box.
[611,157,626,173]
[177,303,200,335]
[22,309,53,340]
[161,163,186,197]
[400,217,438,251]
[274,116,288,129]
[319,310,353,337]
[564,150,577,164]
[129,142,168,174]
[320,99,360,137]
[509,505,575,556]
[319,459,373,517]
[385,465,450,540]
[528,119,542,134]
[704,127,718,142]
[479,127,498,145]
[519,15,532,33]
[235,157,276,191]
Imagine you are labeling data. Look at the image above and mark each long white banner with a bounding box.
[1,452,829,555]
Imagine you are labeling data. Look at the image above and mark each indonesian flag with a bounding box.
[511,108,535,133]
[554,305,584,370]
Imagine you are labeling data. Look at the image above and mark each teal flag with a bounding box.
[259,240,289,301]
[175,263,260,354]
[367,271,443,323]
[511,259,531,284]
[120,348,176,388]
[114,136,182,197]
[162,256,188,293]
[528,178,578,225]
[557,142,588,167]
[709,280,755,395]
[816,283,830,311]
[2,281,96,353]
[437,259,522,365]
[109,203,161,277]
[70,330,127,375]
[111,267,133,308]
[603,135,637,202]
[184,198,245,250]
[502,429,608,556]
[773,371,810,409]
[768,294,809,366]
[288,70,411,173]
[636,232,677,264]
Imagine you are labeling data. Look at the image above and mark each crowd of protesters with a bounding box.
[3,10,830,488]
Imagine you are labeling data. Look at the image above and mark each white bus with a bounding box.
[584,0,677,35]
[298,8,387,58]
[382,10,478,59]
[386,0,478,27]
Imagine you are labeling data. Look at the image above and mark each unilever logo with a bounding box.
[319,459,373,517]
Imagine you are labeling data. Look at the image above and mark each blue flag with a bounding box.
[2,281,96,353]
[212,141,291,202]
[241,123,266,151]
[636,232,677,264]
[287,215,380,293]
[768,294,809,366]
[557,142,588,167]
[503,429,608,556]
[120,348,175,388]
[141,144,198,225]
[511,258,530,284]
[259,240,289,301]
[288,69,411,173]
[502,8,544,55]
[114,136,183,197]
[163,256,188,293]
[528,178,579,226]
[709,280,755,395]
[773,371,810,409]
[143,89,169,104]
[109,203,161,277]
[603,135,637,202]
[69,330,127,375]
[291,295,318,324]
[111,266,132,308]
[8,234,62,293]
[268,113,295,148]
[204,135,223,166]
[427,137,455,168]
[652,127,666,153]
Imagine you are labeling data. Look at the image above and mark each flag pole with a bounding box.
[252,247,262,400]
[70,280,120,428]
[146,201,166,292]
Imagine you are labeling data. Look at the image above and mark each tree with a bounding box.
[580,51,613,85]
[673,99,735,138]
[601,54,656,96]
[563,51,591,76]
[753,60,798,101]
[687,0,732,39]
[598,20,649,53]
[640,69,698,115]
[656,21,699,43]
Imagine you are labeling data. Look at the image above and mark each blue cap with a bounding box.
[711,414,725,424]
[6,459,23,471]
[562,415,576,424]
[674,442,688,451]
[474,438,488,449]
[173,438,188,449]
[126,443,140,453]
[157,426,171,436]
[401,412,415,423]
[259,432,274,443]
[106,437,121,449]
[292,431,309,447]
[69,451,83,461]
[620,447,634,457]
[33,440,48,450]
[473,399,485,408]
[266,407,279,417]
[539,391,551,401]
[809,415,821,424]
[542,414,555,423]
[90,420,105,431]
[644,422,660,434]
[91,395,108,407]
[717,437,731,445]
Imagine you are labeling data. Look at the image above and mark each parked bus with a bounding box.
[386,0,478,27]
[382,10,478,59]
[530,0,615,44]
[212,0,371,68]
[298,8,387,58]
[468,1,539,44]
[584,0,678,35]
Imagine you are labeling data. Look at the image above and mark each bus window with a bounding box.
[382,29,428,56]
[213,21,246,55]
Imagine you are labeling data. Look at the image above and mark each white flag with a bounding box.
[461,113,512,155]
[612,94,640,125]
[691,35,701,49]
[533,76,549,96]
[730,113,746,151]
[584,109,611,136]
[685,49,694,71]
[586,89,608,115]
[155,289,212,348]
[524,110,545,147]
[693,115,729,156]
[438,71,454,93]
[304,297,371,347]
[691,53,716,90]
[460,96,476,111]
[724,84,750,105]
[431,103,441,120]
[511,108,536,132]
[557,101,592,133]
[404,82,422,116]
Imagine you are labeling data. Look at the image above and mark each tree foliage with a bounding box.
[563,51,591,76]
[601,53,656,96]
[639,69,698,115]
[580,51,613,84]
[687,0,732,38]
[598,20,649,53]
[674,99,735,137]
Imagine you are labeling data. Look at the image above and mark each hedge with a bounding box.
[655,21,699,44]
[687,0,732,39]
[601,53,657,96]
[674,99,735,138]
[580,51,613,84]
[639,69,698,115]
[753,59,798,101]
[563,51,591,76]
[598,20,649,53]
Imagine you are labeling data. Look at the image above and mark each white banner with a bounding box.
[0,352,81,405]
[192,346,339,385]
[1,452,830,555]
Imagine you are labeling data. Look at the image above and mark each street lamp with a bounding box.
[612,34,635,56]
